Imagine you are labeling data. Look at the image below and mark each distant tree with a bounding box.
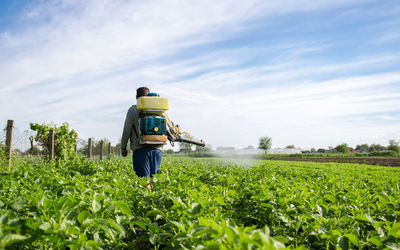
[310,148,316,153]
[286,145,295,149]
[369,144,385,152]
[113,142,122,155]
[335,143,349,153]
[196,144,212,152]
[165,149,174,154]
[180,134,202,154]
[245,145,255,149]
[258,136,272,154]
[77,138,88,154]
[92,138,110,155]
[356,144,370,152]
[25,145,41,155]
[179,141,194,154]
[317,148,326,153]
[387,140,400,153]
[26,135,42,155]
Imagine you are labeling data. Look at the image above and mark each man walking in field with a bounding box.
[121,87,162,190]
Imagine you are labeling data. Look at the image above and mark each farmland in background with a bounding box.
[257,153,400,167]
[0,153,399,249]
[182,151,400,167]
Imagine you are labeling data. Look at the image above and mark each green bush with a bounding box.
[388,140,400,153]
[335,143,350,153]
[368,151,399,157]
[30,122,78,160]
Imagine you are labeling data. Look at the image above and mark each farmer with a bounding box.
[121,86,162,190]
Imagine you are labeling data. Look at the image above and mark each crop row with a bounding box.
[0,155,399,249]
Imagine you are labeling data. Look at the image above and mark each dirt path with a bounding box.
[264,157,400,167]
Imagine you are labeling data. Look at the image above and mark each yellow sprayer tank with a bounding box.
[137,95,169,115]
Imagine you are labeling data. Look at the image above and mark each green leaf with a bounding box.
[317,204,327,217]
[0,234,28,247]
[356,214,375,224]
[273,235,289,244]
[86,240,103,247]
[43,198,52,210]
[145,210,163,220]
[78,210,90,224]
[258,230,272,244]
[98,224,115,241]
[92,197,101,213]
[25,218,41,230]
[0,214,9,224]
[344,233,359,246]
[133,221,147,230]
[386,242,400,250]
[389,222,400,237]
[225,227,238,243]
[66,226,80,235]
[113,201,132,217]
[39,222,51,231]
[93,232,102,242]
[368,236,383,247]
[338,236,349,250]
[109,220,126,237]
[149,233,161,245]
[11,201,26,211]
[190,203,202,215]
[214,197,226,205]
[200,243,220,250]
[8,219,25,227]
[170,221,185,232]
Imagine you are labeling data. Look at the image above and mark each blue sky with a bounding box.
[0,0,399,150]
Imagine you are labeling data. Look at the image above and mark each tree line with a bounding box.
[258,136,400,154]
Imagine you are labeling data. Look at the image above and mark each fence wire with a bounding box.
[1,120,122,158]
[0,122,5,145]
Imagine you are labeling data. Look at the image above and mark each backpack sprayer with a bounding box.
[136,93,206,147]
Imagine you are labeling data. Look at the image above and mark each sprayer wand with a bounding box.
[163,114,206,147]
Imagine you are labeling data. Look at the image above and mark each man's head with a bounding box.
[136,87,150,99]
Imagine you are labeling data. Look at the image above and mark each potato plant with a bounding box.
[0,155,399,249]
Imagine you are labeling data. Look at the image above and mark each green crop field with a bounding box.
[0,155,400,249]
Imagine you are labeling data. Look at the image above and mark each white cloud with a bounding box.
[1,0,399,151]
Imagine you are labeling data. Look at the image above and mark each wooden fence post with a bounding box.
[48,129,54,160]
[29,136,34,154]
[100,140,104,161]
[5,120,14,169]
[88,138,93,159]
[108,143,111,158]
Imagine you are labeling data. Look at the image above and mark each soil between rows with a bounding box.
[264,157,400,167]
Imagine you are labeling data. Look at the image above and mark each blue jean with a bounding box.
[132,147,162,177]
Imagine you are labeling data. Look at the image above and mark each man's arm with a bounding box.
[121,108,134,156]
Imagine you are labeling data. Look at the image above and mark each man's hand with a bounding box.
[121,149,128,157]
